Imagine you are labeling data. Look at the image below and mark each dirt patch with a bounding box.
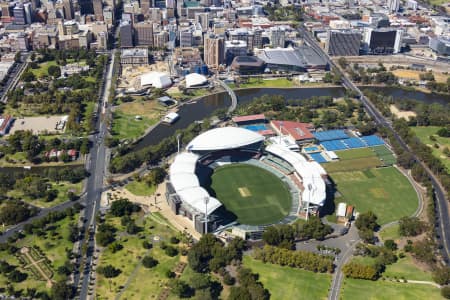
[392,69,448,83]
[369,187,388,198]
[390,105,417,120]
[238,187,251,197]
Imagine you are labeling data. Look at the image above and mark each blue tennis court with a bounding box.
[313,130,349,142]
[243,124,268,132]
[361,135,384,146]
[321,140,348,151]
[344,137,366,149]
[310,153,328,163]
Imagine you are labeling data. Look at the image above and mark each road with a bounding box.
[0,53,29,103]
[75,49,116,299]
[298,26,450,299]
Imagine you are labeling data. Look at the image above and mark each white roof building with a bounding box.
[185,73,208,88]
[140,72,172,89]
[187,127,264,152]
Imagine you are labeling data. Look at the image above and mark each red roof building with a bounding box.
[0,115,13,136]
[270,120,315,143]
[232,114,266,124]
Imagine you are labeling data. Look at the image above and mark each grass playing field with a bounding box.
[325,148,383,173]
[243,256,331,300]
[330,167,418,225]
[209,164,292,225]
[341,278,443,300]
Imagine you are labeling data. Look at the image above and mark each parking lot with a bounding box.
[9,115,68,134]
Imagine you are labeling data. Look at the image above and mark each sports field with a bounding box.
[243,256,331,300]
[331,167,418,224]
[341,278,443,300]
[209,164,292,225]
[325,148,383,173]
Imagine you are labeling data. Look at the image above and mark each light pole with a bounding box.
[176,134,181,153]
[306,184,312,221]
[204,197,209,234]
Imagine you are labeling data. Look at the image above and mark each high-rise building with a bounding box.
[24,3,32,24]
[63,0,74,20]
[364,28,402,54]
[195,12,209,31]
[1,3,11,18]
[78,0,94,14]
[134,22,153,46]
[429,37,450,56]
[225,40,247,65]
[93,0,103,20]
[13,4,26,25]
[325,30,362,56]
[148,8,161,23]
[141,0,151,16]
[179,29,193,47]
[120,20,134,47]
[387,0,400,13]
[270,27,285,48]
[153,31,168,49]
[204,33,224,69]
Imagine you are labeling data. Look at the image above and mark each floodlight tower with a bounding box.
[176,134,181,153]
[204,197,209,234]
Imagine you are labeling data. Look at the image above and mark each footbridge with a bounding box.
[215,78,237,113]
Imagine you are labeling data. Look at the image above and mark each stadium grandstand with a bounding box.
[166,127,329,237]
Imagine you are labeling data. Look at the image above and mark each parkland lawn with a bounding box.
[229,78,297,89]
[208,164,292,225]
[330,167,418,224]
[341,278,443,300]
[125,181,156,196]
[96,212,182,300]
[410,126,450,172]
[243,256,331,300]
[324,148,383,173]
[0,212,79,294]
[111,100,165,140]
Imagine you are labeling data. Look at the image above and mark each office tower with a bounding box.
[195,12,209,31]
[270,27,285,48]
[153,31,168,49]
[120,20,134,47]
[134,21,153,46]
[93,0,103,19]
[253,29,263,49]
[179,29,193,47]
[387,0,400,12]
[13,4,26,25]
[325,30,362,56]
[24,2,32,24]
[63,0,74,19]
[204,33,224,68]
[78,0,94,14]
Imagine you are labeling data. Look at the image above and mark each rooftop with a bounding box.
[232,114,266,123]
[271,120,315,141]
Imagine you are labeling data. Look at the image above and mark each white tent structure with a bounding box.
[169,152,222,215]
[266,143,327,206]
[185,73,208,88]
[140,72,172,88]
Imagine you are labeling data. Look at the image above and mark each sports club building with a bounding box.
[165,127,328,237]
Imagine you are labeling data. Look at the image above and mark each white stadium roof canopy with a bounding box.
[169,152,222,215]
[187,127,264,152]
[266,143,327,206]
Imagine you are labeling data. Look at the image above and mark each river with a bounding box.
[133,86,449,151]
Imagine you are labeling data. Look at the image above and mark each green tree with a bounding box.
[441,286,450,299]
[97,265,121,278]
[21,70,36,82]
[48,65,61,78]
[355,211,379,231]
[142,256,158,268]
[51,281,74,300]
[384,239,397,251]
[433,266,450,285]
